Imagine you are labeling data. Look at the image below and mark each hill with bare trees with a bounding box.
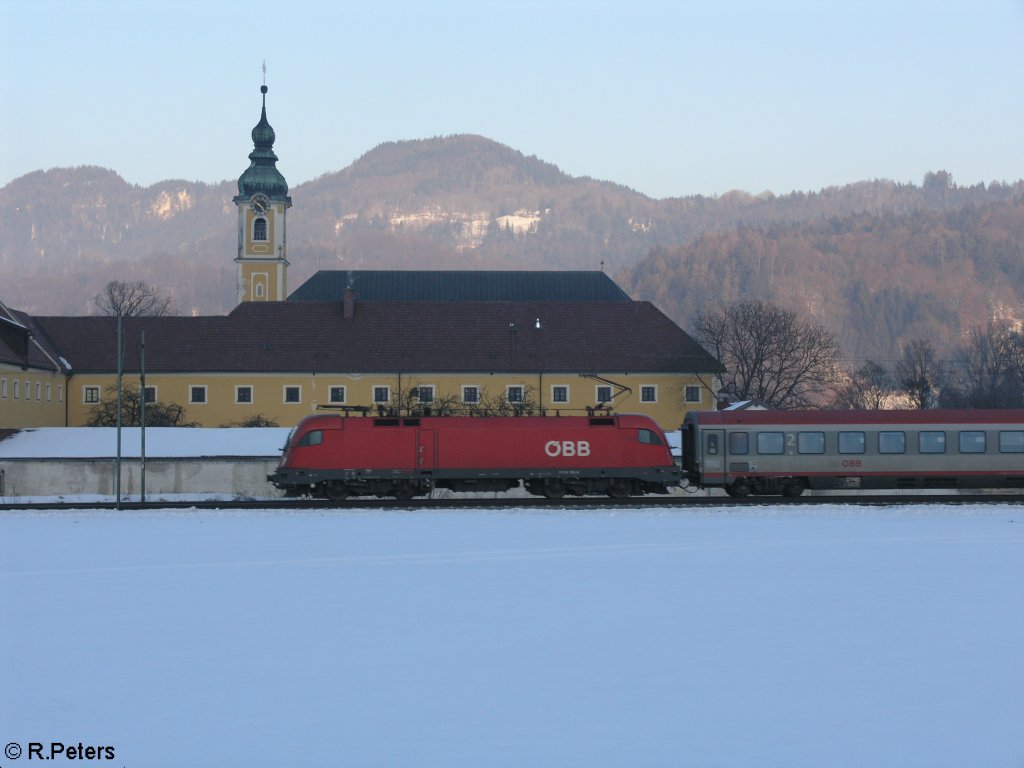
[2,135,1022,361]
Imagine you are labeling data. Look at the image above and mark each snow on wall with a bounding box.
[0,427,290,459]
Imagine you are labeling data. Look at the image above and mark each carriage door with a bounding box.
[702,429,725,479]
[417,430,437,471]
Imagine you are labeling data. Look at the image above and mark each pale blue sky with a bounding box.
[2,0,1022,199]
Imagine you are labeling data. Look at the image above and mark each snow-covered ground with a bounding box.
[2,503,1022,767]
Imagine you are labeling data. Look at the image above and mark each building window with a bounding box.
[284,386,301,404]
[35,382,41,400]
[684,385,701,403]
[143,386,157,403]
[12,380,19,400]
[415,385,435,404]
[0,378,6,398]
[507,385,524,403]
[254,217,268,241]
[46,383,52,401]
[551,385,568,403]
[255,282,265,299]
[640,386,657,403]
[462,385,480,404]
[373,386,391,404]
[596,385,612,404]
[189,385,207,404]
[236,386,253,404]
[329,386,346,404]
[83,385,99,404]
[58,384,63,403]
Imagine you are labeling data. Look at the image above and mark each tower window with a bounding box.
[254,217,268,241]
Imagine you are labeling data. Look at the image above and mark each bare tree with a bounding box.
[697,300,841,409]
[831,360,893,410]
[378,382,541,417]
[86,384,197,427]
[895,339,944,409]
[220,414,280,427]
[93,280,177,317]
[944,322,1024,408]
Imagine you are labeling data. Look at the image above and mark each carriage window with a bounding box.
[729,431,749,455]
[797,432,825,454]
[958,431,986,454]
[296,430,322,447]
[999,431,1024,453]
[919,431,946,454]
[838,431,865,454]
[638,429,663,445]
[706,433,719,456]
[757,432,784,455]
[878,431,906,454]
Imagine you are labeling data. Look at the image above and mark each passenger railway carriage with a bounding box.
[682,409,1024,496]
[269,413,680,500]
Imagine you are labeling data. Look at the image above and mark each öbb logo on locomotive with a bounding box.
[544,440,591,457]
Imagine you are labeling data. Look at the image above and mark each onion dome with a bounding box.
[235,85,291,203]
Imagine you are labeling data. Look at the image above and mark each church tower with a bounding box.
[234,84,291,303]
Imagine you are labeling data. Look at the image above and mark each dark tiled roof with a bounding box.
[0,304,66,372]
[35,300,722,375]
[288,270,632,303]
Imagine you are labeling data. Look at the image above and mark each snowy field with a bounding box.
[2,503,1022,768]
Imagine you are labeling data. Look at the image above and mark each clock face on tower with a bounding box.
[251,193,270,213]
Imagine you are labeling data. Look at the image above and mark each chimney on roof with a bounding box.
[343,287,355,320]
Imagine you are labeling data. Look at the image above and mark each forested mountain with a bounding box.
[619,197,1024,362]
[1,134,1022,361]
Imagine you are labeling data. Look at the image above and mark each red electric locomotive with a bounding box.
[268,413,680,500]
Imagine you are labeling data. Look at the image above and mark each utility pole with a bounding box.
[140,330,146,503]
[115,310,122,510]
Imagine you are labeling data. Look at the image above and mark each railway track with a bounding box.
[3,493,1024,512]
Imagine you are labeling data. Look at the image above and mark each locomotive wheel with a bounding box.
[322,482,350,501]
[391,483,418,501]
[607,480,632,499]
[543,480,567,499]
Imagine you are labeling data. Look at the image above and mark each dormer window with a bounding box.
[253,217,268,241]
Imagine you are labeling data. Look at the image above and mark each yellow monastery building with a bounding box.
[0,86,722,432]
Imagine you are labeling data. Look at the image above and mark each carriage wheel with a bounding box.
[782,480,806,498]
[724,480,752,498]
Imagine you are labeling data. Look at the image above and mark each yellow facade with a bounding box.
[0,365,69,428]
[64,370,717,431]
[236,200,288,303]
